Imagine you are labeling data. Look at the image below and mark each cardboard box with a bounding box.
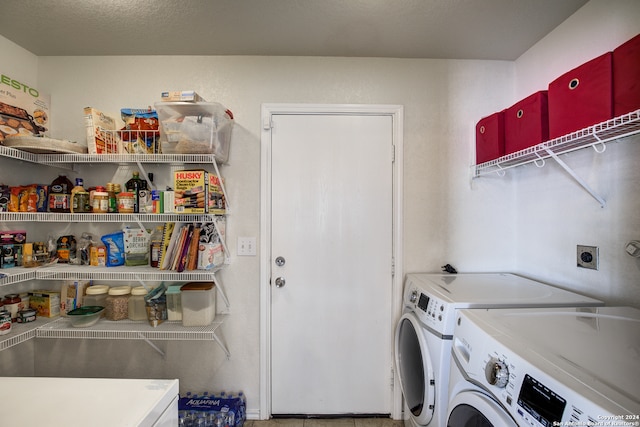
[84,107,119,154]
[60,280,91,316]
[0,244,15,269]
[0,72,51,139]
[160,91,205,102]
[504,91,549,154]
[208,173,226,214]
[475,111,505,164]
[174,170,209,214]
[548,52,613,139]
[29,290,61,318]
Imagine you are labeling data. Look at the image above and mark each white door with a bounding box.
[269,111,395,415]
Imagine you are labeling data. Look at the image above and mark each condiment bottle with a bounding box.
[149,225,163,268]
[117,192,135,213]
[128,286,149,321]
[70,178,87,213]
[92,186,109,213]
[125,172,148,213]
[106,182,118,213]
[48,175,74,213]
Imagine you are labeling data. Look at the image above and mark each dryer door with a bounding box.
[394,312,436,426]
[446,391,517,427]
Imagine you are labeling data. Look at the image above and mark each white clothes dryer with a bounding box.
[394,273,603,427]
[447,306,640,426]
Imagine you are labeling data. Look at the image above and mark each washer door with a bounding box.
[446,391,517,427]
[394,312,436,426]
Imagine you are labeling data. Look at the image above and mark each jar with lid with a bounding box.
[3,294,21,323]
[105,285,131,321]
[117,192,135,213]
[84,285,110,310]
[128,286,149,321]
[92,186,109,213]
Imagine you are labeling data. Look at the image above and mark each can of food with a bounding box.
[0,310,12,335]
[17,309,36,323]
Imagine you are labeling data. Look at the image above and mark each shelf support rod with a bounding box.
[211,271,230,309]
[212,332,231,359]
[137,333,166,357]
[542,147,606,208]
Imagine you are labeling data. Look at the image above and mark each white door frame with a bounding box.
[259,103,404,419]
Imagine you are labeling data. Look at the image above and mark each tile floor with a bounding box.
[245,418,403,427]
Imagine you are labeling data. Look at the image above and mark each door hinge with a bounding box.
[391,257,395,277]
[391,144,396,163]
[263,117,273,130]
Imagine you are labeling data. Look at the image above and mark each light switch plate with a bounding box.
[577,245,598,270]
[237,236,257,256]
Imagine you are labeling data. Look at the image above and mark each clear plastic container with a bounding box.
[128,286,149,321]
[156,102,234,163]
[84,285,109,308]
[105,285,131,321]
[180,282,216,326]
[166,284,182,321]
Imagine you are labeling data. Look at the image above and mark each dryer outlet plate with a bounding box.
[577,245,598,270]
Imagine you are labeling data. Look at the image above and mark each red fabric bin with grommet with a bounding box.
[475,110,505,164]
[613,33,640,117]
[504,90,549,155]
[548,52,613,139]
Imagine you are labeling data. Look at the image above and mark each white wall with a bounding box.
[0,50,515,414]
[1,0,638,417]
[511,0,640,306]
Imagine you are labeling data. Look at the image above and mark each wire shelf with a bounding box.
[35,265,223,282]
[0,267,36,287]
[0,317,58,352]
[37,315,227,341]
[473,109,640,177]
[0,212,223,223]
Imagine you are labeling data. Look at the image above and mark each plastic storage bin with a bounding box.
[180,282,216,326]
[156,102,233,163]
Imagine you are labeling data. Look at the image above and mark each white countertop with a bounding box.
[0,377,179,426]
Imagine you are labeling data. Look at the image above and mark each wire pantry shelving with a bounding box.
[0,315,229,357]
[472,109,640,207]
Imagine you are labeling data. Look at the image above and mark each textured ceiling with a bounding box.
[0,0,589,59]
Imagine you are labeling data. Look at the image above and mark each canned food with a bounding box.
[17,309,36,323]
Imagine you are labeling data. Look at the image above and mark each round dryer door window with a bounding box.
[395,312,436,425]
[447,391,517,427]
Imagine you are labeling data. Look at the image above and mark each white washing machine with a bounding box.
[394,273,603,427]
[447,306,640,426]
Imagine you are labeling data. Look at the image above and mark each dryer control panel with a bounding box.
[404,283,452,335]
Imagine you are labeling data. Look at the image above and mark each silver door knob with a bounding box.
[275,277,286,288]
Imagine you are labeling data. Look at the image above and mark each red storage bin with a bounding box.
[504,91,549,154]
[475,111,505,164]
[613,33,640,117]
[548,52,613,139]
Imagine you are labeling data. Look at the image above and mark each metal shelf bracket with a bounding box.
[542,147,606,208]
